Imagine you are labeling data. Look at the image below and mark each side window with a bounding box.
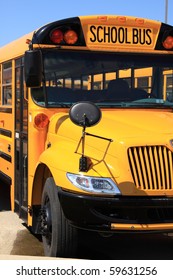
[15,57,28,133]
[165,72,173,102]
[2,61,12,105]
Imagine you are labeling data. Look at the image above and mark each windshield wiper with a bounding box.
[47,102,72,108]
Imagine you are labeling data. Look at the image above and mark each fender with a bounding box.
[37,137,119,192]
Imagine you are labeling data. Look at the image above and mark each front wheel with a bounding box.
[41,177,78,257]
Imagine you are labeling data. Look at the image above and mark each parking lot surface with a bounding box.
[0,211,44,259]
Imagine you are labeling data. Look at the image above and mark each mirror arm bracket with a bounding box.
[76,129,113,172]
[69,102,113,172]
[85,132,113,142]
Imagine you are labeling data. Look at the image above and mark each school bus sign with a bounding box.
[88,25,155,49]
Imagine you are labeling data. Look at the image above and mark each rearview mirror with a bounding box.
[24,50,43,87]
[69,101,102,172]
[69,101,101,128]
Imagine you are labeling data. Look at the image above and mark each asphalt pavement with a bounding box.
[0,180,46,259]
[0,210,45,259]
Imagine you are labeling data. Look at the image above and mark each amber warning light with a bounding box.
[162,35,173,49]
[34,113,49,129]
[50,29,78,45]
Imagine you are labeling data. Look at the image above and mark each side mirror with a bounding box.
[24,50,43,87]
[69,101,101,128]
[69,102,102,172]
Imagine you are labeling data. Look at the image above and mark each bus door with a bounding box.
[15,57,28,221]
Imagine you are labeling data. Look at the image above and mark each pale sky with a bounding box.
[0,0,172,47]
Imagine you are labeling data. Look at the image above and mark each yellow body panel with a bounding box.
[0,33,32,62]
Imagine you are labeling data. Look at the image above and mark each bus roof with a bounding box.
[0,32,33,63]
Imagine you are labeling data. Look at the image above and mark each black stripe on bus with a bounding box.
[0,171,11,185]
[0,107,12,113]
[0,128,12,138]
[0,151,12,162]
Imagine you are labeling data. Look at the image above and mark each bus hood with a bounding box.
[49,109,173,147]
[46,109,173,195]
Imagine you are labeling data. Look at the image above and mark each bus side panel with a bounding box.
[0,110,14,210]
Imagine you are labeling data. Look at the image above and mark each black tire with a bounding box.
[41,177,78,257]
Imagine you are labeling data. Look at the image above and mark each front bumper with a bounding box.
[58,188,173,233]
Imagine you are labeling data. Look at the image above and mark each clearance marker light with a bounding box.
[162,35,173,49]
[26,39,32,44]
[34,113,49,129]
[135,18,145,25]
[117,16,126,23]
[97,16,108,22]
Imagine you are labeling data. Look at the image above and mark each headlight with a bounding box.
[66,173,121,195]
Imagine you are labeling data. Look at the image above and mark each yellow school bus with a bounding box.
[1,15,173,257]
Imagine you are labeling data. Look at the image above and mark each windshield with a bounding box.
[31,50,173,108]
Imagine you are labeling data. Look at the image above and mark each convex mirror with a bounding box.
[69,101,101,127]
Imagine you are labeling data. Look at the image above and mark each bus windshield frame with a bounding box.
[31,49,173,109]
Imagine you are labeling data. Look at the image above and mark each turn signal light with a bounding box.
[34,113,49,129]
[162,36,173,49]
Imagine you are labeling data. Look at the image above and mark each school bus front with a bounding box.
[24,15,173,257]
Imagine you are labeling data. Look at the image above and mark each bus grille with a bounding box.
[128,146,173,190]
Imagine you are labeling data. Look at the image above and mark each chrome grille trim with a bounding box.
[128,146,173,190]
